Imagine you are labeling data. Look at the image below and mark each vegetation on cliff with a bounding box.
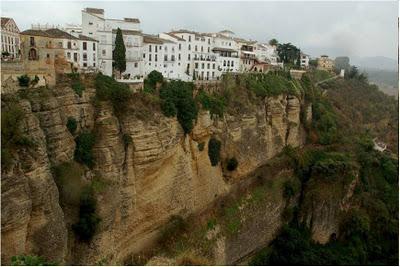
[250,71,398,266]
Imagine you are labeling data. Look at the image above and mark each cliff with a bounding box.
[1,76,308,265]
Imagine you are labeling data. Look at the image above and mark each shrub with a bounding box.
[197,142,205,151]
[17,75,30,87]
[72,81,85,97]
[226,157,238,171]
[159,80,198,134]
[74,131,96,168]
[11,255,56,266]
[122,133,132,147]
[283,179,300,199]
[66,117,78,135]
[208,137,221,166]
[95,73,132,113]
[144,70,163,91]
[196,90,225,117]
[72,187,101,242]
[31,75,40,87]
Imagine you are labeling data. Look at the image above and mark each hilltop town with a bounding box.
[1,7,337,89]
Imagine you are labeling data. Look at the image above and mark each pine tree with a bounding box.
[113,28,126,78]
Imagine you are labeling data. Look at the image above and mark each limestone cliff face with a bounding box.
[1,84,306,265]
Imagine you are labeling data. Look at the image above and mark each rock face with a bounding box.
[1,83,307,265]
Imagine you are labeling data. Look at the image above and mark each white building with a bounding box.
[81,8,143,81]
[255,43,279,65]
[235,38,257,72]
[1,17,20,59]
[300,52,309,69]
[211,31,240,75]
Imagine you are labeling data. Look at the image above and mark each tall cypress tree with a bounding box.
[113,28,126,78]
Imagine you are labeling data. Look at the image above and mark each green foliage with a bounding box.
[197,142,205,151]
[11,255,56,266]
[72,80,85,97]
[159,80,198,134]
[122,133,132,148]
[74,131,96,168]
[283,179,300,199]
[268,38,278,46]
[66,117,77,135]
[113,28,126,75]
[226,157,238,171]
[244,72,298,97]
[72,187,101,242]
[208,137,221,166]
[95,73,132,112]
[144,70,163,91]
[196,90,225,117]
[1,103,35,169]
[17,74,30,87]
[312,98,338,144]
[277,43,300,64]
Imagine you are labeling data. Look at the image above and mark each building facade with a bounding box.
[1,17,20,59]
[317,55,334,71]
[300,52,309,69]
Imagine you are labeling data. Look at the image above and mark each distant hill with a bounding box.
[352,56,397,71]
[360,68,398,98]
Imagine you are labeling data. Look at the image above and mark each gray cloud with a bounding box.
[1,1,398,59]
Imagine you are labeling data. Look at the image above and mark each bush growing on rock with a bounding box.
[208,137,221,166]
[72,187,101,242]
[144,70,163,92]
[74,131,96,168]
[17,74,30,87]
[11,255,56,266]
[226,157,238,171]
[95,73,132,112]
[66,117,78,135]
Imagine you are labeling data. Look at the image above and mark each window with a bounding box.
[201,63,204,69]
[74,53,78,62]
[155,54,158,61]
[207,63,210,69]
[164,46,167,52]
[171,55,175,61]
[102,50,106,56]
[179,43,181,50]
[89,22,93,25]
[189,35,191,42]
[28,48,37,60]
[89,32,93,35]
[213,63,215,69]
[143,53,145,58]
[67,41,71,49]
[149,54,152,61]
[93,54,96,61]
[208,38,211,44]
[83,53,87,61]
[93,43,96,50]
[188,54,190,60]
[201,46,203,52]
[47,53,50,59]
[83,42,87,50]
[195,45,197,52]
[223,60,226,66]
[67,52,71,59]
[178,54,181,60]
[30,37,35,46]
[93,63,96,67]
[208,47,210,53]
[231,61,234,67]
[155,46,158,52]
[134,62,138,67]
[149,45,152,52]
[164,55,167,61]
[195,63,198,68]
[83,62,87,67]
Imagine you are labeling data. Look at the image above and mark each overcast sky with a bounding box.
[1,0,398,60]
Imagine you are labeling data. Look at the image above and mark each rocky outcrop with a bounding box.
[1,83,307,265]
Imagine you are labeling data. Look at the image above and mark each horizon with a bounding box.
[1,0,398,62]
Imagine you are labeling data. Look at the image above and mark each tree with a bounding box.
[277,43,300,65]
[113,28,126,78]
[269,38,278,46]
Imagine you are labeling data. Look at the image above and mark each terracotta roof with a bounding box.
[165,32,185,41]
[124,18,140,23]
[143,34,174,44]
[20,29,51,37]
[212,47,238,52]
[1,17,11,27]
[79,34,98,42]
[112,29,142,35]
[45,28,78,39]
[84,8,104,14]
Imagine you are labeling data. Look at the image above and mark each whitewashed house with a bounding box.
[211,31,240,75]
[81,8,143,80]
[1,17,20,59]
[300,52,310,69]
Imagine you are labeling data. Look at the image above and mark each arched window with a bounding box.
[28,48,37,60]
